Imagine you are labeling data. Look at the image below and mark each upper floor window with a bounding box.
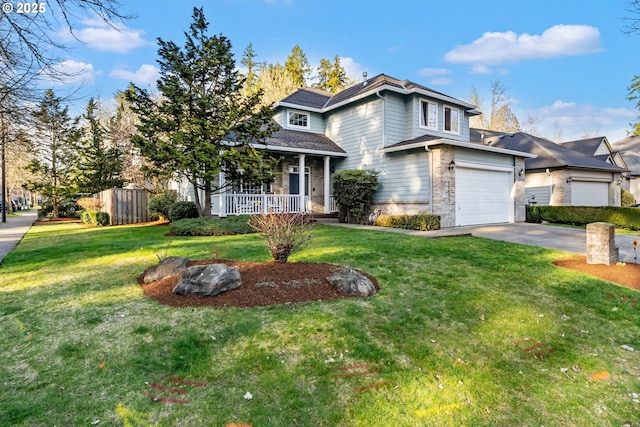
[444,106,460,134]
[288,110,310,129]
[419,99,437,129]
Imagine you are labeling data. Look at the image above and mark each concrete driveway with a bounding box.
[323,220,639,263]
[465,222,638,262]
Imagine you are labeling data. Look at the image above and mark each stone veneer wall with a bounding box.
[430,146,456,228]
[586,222,619,265]
[280,156,327,213]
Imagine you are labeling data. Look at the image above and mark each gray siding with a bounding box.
[375,150,429,203]
[326,97,384,170]
[408,95,469,142]
[384,92,409,146]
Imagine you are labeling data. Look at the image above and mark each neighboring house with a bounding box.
[470,129,627,207]
[612,135,640,201]
[177,74,536,227]
[561,136,628,169]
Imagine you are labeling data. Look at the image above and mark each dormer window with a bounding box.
[444,105,460,134]
[288,110,310,129]
[419,99,437,129]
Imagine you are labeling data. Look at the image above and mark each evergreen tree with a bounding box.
[315,55,350,93]
[75,98,123,194]
[26,89,80,218]
[284,45,311,88]
[125,7,278,216]
[241,43,261,98]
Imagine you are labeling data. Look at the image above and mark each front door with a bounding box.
[289,168,310,195]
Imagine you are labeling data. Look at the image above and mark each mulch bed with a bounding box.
[140,259,379,308]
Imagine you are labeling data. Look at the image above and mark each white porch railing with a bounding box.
[224,194,310,216]
[329,195,338,213]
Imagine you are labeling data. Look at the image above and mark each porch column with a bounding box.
[218,171,227,217]
[298,154,306,212]
[323,156,331,214]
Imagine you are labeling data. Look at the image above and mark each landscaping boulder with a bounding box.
[143,256,189,283]
[327,267,377,297]
[173,264,242,296]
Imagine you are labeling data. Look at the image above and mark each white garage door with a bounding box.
[456,166,513,226]
[571,181,608,206]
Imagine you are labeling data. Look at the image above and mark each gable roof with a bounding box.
[275,73,480,114]
[471,129,626,173]
[613,135,640,175]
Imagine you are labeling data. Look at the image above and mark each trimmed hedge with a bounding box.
[375,214,441,231]
[168,216,255,236]
[526,205,640,230]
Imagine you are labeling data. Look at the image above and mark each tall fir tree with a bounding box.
[241,43,261,98]
[315,55,350,93]
[284,45,311,88]
[125,7,278,216]
[26,89,80,218]
[75,98,123,194]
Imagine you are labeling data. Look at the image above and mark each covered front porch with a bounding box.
[212,153,341,216]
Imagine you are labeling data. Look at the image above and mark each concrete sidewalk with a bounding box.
[321,220,640,263]
[0,210,37,265]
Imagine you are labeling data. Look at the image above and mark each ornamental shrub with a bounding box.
[249,212,316,262]
[168,201,199,222]
[95,212,110,226]
[147,191,178,220]
[622,189,636,207]
[333,169,379,224]
[80,210,96,224]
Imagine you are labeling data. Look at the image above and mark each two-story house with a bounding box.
[181,74,535,227]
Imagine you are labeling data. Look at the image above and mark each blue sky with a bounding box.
[41,0,639,142]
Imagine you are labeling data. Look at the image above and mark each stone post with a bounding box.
[586,222,618,265]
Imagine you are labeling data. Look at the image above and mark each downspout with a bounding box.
[376,91,386,147]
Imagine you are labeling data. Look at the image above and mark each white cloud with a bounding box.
[528,100,635,142]
[470,64,492,75]
[39,60,99,86]
[109,64,160,86]
[58,19,151,53]
[444,24,602,65]
[340,57,365,81]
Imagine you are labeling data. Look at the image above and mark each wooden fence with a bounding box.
[96,188,151,225]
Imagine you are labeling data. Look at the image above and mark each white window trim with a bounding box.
[443,105,460,135]
[419,98,438,130]
[287,109,310,130]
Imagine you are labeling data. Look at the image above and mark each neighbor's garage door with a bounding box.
[455,165,513,226]
[571,181,608,206]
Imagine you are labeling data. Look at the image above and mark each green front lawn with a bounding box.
[0,222,638,426]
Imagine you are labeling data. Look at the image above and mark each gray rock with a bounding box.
[173,264,242,296]
[327,267,377,297]
[143,256,189,283]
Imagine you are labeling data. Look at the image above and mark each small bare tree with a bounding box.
[249,212,316,263]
